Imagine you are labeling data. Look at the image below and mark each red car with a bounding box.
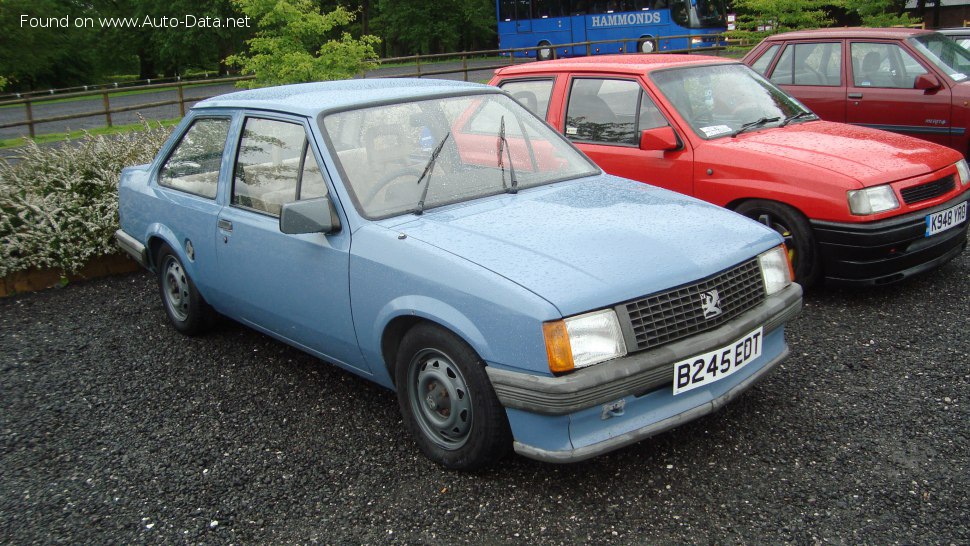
[489,55,970,286]
[742,28,970,156]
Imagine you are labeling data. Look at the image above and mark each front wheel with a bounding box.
[395,323,511,470]
[638,37,657,54]
[735,200,819,287]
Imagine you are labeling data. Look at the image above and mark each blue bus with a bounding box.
[497,0,727,60]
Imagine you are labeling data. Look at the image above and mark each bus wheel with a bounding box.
[537,41,554,61]
[638,37,657,54]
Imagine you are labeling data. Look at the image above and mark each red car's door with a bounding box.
[845,40,952,147]
[558,75,694,196]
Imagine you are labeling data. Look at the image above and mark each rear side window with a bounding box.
[232,118,328,217]
[770,42,842,86]
[158,118,231,199]
[749,44,780,75]
[500,79,555,119]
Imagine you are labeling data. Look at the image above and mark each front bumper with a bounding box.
[486,283,802,463]
[812,190,970,286]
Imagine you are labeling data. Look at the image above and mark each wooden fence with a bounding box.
[0,34,739,140]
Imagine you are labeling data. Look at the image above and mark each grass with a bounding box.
[0,118,180,150]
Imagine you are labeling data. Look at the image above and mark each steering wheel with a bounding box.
[361,167,424,206]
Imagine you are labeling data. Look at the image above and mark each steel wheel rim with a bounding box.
[162,256,190,322]
[758,213,798,270]
[407,348,473,450]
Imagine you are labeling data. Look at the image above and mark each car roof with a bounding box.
[937,27,970,35]
[194,78,494,116]
[495,54,736,77]
[761,27,935,41]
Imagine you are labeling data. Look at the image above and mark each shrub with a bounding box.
[0,122,171,278]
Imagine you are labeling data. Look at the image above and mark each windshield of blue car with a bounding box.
[321,93,599,219]
[650,64,814,140]
[909,33,970,82]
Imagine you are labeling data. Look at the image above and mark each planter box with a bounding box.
[0,253,141,297]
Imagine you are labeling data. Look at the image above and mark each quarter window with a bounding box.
[749,44,780,76]
[566,78,667,145]
[500,79,555,119]
[158,118,230,199]
[232,118,328,217]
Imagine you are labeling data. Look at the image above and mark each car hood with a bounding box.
[382,176,780,316]
[718,121,957,186]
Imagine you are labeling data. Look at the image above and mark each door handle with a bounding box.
[848,92,863,99]
[218,219,233,232]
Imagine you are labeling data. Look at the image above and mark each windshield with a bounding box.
[650,64,814,140]
[671,0,726,28]
[909,33,970,82]
[321,93,599,219]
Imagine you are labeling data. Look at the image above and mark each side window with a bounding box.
[233,118,324,217]
[158,118,230,198]
[770,43,841,86]
[565,78,641,145]
[499,79,555,119]
[750,44,780,76]
[851,42,927,88]
[638,92,668,131]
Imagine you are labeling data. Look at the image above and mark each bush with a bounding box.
[0,122,171,278]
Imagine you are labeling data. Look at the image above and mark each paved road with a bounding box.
[0,60,513,143]
[2,251,968,543]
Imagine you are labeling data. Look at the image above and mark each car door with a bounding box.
[215,114,365,372]
[846,40,952,147]
[561,76,694,196]
[153,115,233,299]
[766,40,847,122]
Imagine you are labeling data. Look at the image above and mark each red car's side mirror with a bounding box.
[914,73,942,93]
[639,126,680,151]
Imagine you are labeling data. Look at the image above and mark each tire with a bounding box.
[734,200,819,288]
[537,41,554,62]
[395,323,512,470]
[156,243,214,336]
[638,37,656,54]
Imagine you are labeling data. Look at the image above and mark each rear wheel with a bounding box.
[395,323,511,470]
[638,37,657,53]
[537,41,554,61]
[735,200,819,287]
[156,243,214,335]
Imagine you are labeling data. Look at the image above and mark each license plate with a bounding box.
[673,327,763,395]
[925,201,968,237]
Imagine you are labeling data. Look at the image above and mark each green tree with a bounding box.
[842,0,919,26]
[372,0,495,56]
[726,0,833,44]
[227,0,379,87]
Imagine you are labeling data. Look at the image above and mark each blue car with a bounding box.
[115,79,802,469]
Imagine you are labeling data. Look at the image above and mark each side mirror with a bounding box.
[279,196,340,235]
[639,126,681,151]
[914,73,942,93]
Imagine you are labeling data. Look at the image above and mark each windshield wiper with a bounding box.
[497,116,518,194]
[732,116,780,138]
[413,131,450,215]
[779,111,817,127]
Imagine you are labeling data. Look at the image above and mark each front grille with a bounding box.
[900,175,955,205]
[619,259,766,352]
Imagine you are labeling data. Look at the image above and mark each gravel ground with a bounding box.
[1,252,968,544]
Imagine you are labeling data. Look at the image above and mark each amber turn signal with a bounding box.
[543,320,574,374]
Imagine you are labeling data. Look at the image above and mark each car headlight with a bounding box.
[543,309,627,373]
[758,245,793,295]
[847,185,899,215]
[956,159,969,186]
